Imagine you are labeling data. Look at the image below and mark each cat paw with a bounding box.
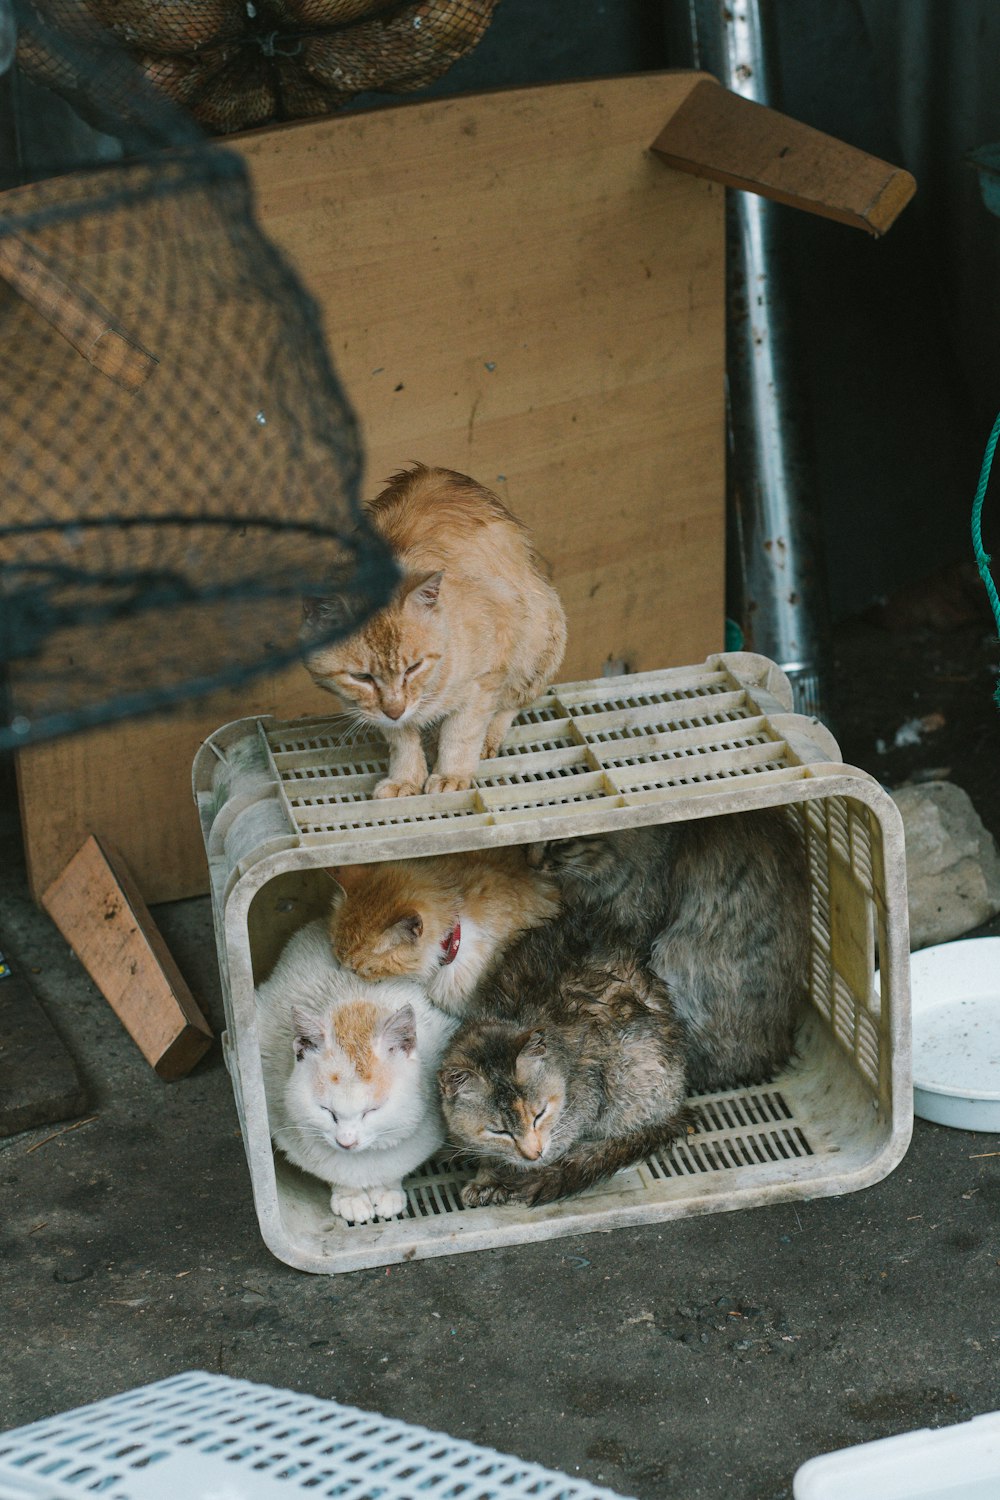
[330,1187,376,1224]
[460,1177,515,1208]
[368,1185,407,1220]
[373,778,423,799]
[424,773,472,795]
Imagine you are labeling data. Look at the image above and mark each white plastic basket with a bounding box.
[0,1371,632,1500]
[192,652,913,1275]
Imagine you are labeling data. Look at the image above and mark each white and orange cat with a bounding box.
[328,848,560,1016]
[256,920,457,1225]
[301,464,566,799]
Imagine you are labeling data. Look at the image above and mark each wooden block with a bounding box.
[41,835,213,1080]
[0,952,88,1137]
[650,77,916,236]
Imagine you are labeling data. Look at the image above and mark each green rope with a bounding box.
[971,409,1000,709]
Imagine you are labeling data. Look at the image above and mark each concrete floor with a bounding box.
[3,601,1000,1500]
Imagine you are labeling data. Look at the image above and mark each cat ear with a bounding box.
[292,1006,324,1062]
[516,1029,547,1058]
[301,594,351,632]
[400,569,443,609]
[524,842,549,870]
[438,1066,472,1099]
[390,910,423,943]
[379,1003,417,1058]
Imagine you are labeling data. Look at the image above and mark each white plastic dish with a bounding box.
[882,936,1000,1132]
[793,1409,1000,1499]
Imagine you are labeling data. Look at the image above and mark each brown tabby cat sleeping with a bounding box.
[438,945,689,1208]
[302,464,566,799]
[328,848,560,1017]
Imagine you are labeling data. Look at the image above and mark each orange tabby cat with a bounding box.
[328,848,560,1017]
[301,464,567,798]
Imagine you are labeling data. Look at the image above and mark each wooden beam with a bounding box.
[41,835,212,1080]
[650,77,915,236]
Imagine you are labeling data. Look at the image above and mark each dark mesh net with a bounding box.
[0,0,400,749]
[17,1,500,136]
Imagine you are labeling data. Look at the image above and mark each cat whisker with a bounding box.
[328,712,371,750]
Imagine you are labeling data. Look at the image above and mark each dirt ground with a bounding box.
[2,577,1000,1500]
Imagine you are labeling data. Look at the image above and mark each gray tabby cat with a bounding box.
[439,949,689,1207]
[527,808,810,1094]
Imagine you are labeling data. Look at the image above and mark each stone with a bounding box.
[890,781,1000,949]
[0,967,88,1137]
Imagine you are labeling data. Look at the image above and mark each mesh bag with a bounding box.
[0,0,399,749]
[18,0,501,135]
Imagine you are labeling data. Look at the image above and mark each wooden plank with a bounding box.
[41,835,213,1079]
[17,72,728,902]
[650,77,916,236]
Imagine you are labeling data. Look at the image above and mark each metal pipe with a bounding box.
[685,0,831,721]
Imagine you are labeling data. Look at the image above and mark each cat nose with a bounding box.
[383,703,405,721]
[336,1133,359,1150]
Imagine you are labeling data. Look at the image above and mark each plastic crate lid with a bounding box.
[0,1371,633,1500]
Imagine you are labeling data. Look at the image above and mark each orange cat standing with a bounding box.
[302,464,567,798]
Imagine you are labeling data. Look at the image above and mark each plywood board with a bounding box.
[16,72,727,903]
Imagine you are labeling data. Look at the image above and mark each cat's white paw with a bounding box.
[368,1184,407,1219]
[373,778,422,799]
[330,1187,376,1224]
[424,773,472,795]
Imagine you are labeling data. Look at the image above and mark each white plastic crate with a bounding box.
[192,652,913,1275]
[0,1371,632,1500]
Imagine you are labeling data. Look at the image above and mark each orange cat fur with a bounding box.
[301,464,567,798]
[328,848,560,1017]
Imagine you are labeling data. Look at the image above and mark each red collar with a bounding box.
[440,922,461,965]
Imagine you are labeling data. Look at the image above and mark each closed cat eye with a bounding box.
[403,660,424,677]
[324,1107,338,1123]
[485,1127,513,1139]
[532,1106,548,1126]
[348,672,375,685]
